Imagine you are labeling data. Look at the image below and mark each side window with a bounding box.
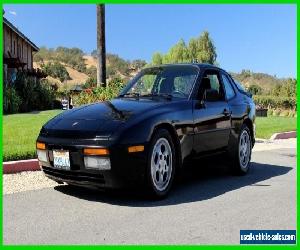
[198,70,224,101]
[208,74,220,93]
[221,74,235,100]
[173,75,194,96]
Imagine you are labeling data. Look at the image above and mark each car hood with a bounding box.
[42,98,164,139]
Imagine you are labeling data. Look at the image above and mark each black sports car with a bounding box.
[37,64,255,198]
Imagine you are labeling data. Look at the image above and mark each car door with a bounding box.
[193,69,231,153]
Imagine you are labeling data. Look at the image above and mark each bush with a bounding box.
[3,86,21,114]
[267,109,273,116]
[83,77,97,89]
[288,110,295,117]
[279,110,289,117]
[7,72,56,113]
[73,84,125,106]
[273,109,281,116]
[41,62,71,82]
[253,95,296,110]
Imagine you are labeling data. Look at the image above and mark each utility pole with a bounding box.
[96,4,106,87]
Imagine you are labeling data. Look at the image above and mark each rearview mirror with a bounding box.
[204,89,219,102]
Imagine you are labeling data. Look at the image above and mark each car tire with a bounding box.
[146,129,176,198]
[231,124,252,175]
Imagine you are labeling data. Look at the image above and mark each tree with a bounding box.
[151,31,217,65]
[167,39,190,63]
[131,59,147,69]
[188,38,198,62]
[247,84,262,95]
[195,31,217,64]
[96,4,106,87]
[152,52,163,65]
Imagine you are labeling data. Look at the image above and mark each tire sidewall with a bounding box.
[146,129,176,198]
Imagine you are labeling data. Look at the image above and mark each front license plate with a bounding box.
[53,150,70,170]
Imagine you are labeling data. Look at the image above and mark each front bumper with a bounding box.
[37,137,148,189]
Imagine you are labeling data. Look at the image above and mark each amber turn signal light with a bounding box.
[36,142,46,150]
[128,145,144,153]
[83,148,109,156]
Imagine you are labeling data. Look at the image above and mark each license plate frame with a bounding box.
[53,150,71,170]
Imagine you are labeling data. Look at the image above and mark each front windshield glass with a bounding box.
[120,65,199,99]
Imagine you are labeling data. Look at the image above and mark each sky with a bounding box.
[3,4,296,78]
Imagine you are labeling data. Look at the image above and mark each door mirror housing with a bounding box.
[204,89,219,102]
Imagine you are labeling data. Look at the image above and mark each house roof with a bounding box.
[3,17,39,51]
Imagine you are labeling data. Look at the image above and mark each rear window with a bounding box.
[234,80,246,92]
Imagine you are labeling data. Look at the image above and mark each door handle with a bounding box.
[222,109,231,116]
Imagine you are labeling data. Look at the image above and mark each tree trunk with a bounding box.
[96,4,106,87]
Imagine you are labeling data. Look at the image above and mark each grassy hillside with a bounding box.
[33,47,146,88]
[230,70,284,94]
[33,47,292,93]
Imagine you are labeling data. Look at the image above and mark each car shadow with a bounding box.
[54,156,292,207]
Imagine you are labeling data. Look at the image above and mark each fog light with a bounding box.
[37,149,48,163]
[84,156,111,170]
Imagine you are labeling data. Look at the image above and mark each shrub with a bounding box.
[267,109,273,116]
[288,110,295,117]
[41,62,71,82]
[279,110,289,117]
[73,84,125,106]
[253,95,296,110]
[83,77,97,89]
[273,109,281,116]
[9,72,56,113]
[3,86,21,114]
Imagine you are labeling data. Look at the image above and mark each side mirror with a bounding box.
[204,89,220,102]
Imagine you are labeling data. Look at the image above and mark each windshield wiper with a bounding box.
[119,92,140,98]
[141,93,173,100]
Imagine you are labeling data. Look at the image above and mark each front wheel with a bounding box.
[231,125,252,175]
[146,129,176,198]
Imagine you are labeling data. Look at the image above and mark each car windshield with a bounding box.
[120,65,199,99]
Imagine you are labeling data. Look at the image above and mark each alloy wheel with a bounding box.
[150,138,173,192]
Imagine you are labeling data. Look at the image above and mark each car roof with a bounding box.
[147,63,224,72]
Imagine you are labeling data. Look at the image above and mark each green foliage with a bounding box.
[253,95,296,110]
[108,76,124,86]
[231,70,296,97]
[192,31,217,64]
[83,76,97,89]
[107,53,130,76]
[9,72,56,113]
[3,86,22,114]
[34,46,87,73]
[279,110,290,117]
[152,52,163,65]
[152,31,217,65]
[131,59,147,69]
[247,84,262,95]
[41,62,71,82]
[73,84,125,106]
[166,39,190,63]
[271,78,296,98]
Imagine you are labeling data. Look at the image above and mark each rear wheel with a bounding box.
[231,124,252,175]
[146,129,176,198]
